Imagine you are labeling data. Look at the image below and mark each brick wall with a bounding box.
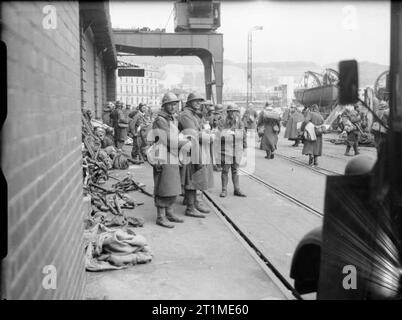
[1,1,86,299]
[82,27,95,115]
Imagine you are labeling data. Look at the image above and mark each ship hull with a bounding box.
[294,85,338,107]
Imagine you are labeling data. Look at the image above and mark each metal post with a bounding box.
[246,26,263,107]
[247,31,252,106]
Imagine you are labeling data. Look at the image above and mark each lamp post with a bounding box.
[247,26,263,107]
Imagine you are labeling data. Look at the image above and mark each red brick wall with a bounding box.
[1,1,86,299]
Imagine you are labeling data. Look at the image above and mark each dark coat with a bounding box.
[114,108,129,142]
[178,107,214,191]
[284,110,304,140]
[152,111,182,197]
[302,111,324,156]
[258,113,280,152]
[102,110,112,127]
[110,109,118,129]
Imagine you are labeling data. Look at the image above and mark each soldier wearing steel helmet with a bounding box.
[111,101,129,149]
[210,104,225,171]
[219,103,247,198]
[151,92,186,228]
[102,101,114,127]
[242,103,258,132]
[178,92,215,218]
[202,100,215,127]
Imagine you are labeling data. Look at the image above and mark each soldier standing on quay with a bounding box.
[129,103,149,162]
[219,104,247,198]
[110,101,129,150]
[178,92,215,218]
[151,92,186,228]
[102,101,114,127]
[210,104,225,172]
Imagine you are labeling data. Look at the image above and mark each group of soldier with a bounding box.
[101,100,153,163]
[280,99,390,166]
[147,92,251,228]
[98,94,391,228]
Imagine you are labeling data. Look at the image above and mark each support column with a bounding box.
[106,67,116,102]
[201,55,213,102]
[214,59,223,104]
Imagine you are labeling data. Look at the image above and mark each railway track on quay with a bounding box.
[274,152,341,177]
[202,167,326,300]
[202,189,305,300]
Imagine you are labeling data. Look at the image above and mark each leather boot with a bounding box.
[344,146,352,156]
[185,190,205,218]
[353,144,360,155]
[166,206,184,223]
[313,156,318,166]
[195,193,210,213]
[220,173,229,197]
[308,155,313,166]
[233,174,246,197]
[156,207,174,228]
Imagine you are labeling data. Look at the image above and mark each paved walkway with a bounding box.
[85,150,288,300]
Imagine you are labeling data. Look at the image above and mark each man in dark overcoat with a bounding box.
[301,105,324,166]
[112,101,129,150]
[178,92,215,218]
[284,103,304,146]
[257,103,281,159]
[151,92,186,228]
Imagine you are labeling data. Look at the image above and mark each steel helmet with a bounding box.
[161,92,179,106]
[226,104,240,112]
[186,92,205,104]
[215,104,223,112]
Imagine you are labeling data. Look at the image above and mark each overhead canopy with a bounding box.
[80,1,117,69]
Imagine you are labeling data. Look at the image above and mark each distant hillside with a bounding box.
[119,56,388,91]
[324,61,388,87]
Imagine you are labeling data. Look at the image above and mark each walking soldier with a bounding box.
[301,105,325,166]
[219,104,247,198]
[257,103,281,159]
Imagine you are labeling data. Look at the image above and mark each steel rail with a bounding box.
[202,190,304,300]
[274,152,341,176]
[239,168,324,218]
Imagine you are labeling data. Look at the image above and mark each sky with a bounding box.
[110,1,390,66]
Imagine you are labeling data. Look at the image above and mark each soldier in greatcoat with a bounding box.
[284,103,304,147]
[257,103,281,159]
[178,92,215,218]
[111,101,129,150]
[151,92,186,228]
[102,102,114,127]
[301,105,325,166]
